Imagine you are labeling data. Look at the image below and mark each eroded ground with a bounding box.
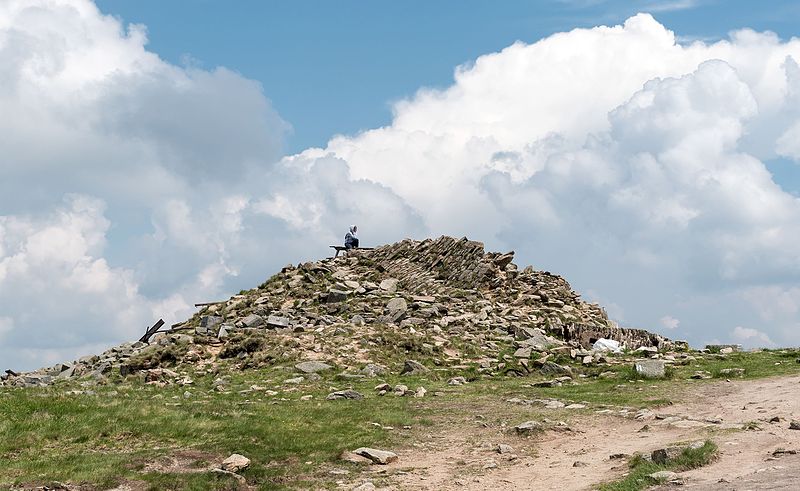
[383,374,800,490]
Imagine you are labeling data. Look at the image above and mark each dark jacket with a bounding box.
[345,232,359,249]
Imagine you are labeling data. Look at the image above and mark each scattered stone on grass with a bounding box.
[353,447,398,464]
[327,389,364,400]
[295,361,332,374]
[221,453,250,473]
[400,360,429,375]
[514,421,544,434]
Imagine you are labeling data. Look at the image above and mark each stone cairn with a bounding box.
[2,236,683,388]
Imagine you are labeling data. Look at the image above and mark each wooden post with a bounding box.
[139,319,165,343]
[194,301,226,307]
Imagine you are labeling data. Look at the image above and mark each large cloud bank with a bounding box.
[2,2,799,369]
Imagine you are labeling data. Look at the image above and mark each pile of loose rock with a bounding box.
[2,236,684,388]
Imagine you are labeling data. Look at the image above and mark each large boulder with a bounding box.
[386,297,408,321]
[295,361,333,374]
[635,360,666,378]
[326,289,349,303]
[400,360,429,376]
[240,314,265,328]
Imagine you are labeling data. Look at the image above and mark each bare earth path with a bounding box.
[377,374,800,490]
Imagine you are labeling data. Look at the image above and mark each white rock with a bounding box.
[353,447,398,464]
[221,453,250,473]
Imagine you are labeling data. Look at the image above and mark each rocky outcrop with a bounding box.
[2,236,678,387]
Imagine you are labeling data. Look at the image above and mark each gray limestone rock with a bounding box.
[327,289,349,303]
[240,314,265,328]
[494,251,515,269]
[400,360,429,375]
[539,361,572,376]
[200,315,223,329]
[513,347,532,358]
[497,444,514,454]
[221,453,250,473]
[514,421,544,434]
[386,297,408,321]
[217,324,233,339]
[353,447,398,464]
[379,278,399,293]
[266,315,290,328]
[327,389,364,400]
[360,364,388,377]
[634,360,666,378]
[648,471,681,482]
[295,361,333,374]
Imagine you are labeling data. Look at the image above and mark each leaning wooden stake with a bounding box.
[139,319,165,343]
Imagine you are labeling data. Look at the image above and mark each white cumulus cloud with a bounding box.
[731,326,775,347]
[3,3,800,369]
[660,316,680,330]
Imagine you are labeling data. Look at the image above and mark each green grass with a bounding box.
[0,372,428,490]
[598,441,718,491]
[1,349,798,490]
[687,349,800,379]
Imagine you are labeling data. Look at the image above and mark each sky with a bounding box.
[2,0,800,370]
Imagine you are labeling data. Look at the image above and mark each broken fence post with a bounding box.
[139,319,165,343]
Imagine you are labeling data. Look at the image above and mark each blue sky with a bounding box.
[95,0,800,153]
[3,0,800,370]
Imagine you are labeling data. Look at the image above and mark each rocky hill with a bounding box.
[2,236,681,388]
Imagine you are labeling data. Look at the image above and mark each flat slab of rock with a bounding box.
[295,361,333,373]
[353,447,398,464]
[400,360,429,375]
[386,297,408,315]
[327,288,349,303]
[327,389,364,400]
[513,347,532,358]
[200,315,223,328]
[240,314,264,328]
[635,360,666,378]
[266,315,290,328]
[515,421,544,434]
[221,453,250,473]
[210,468,247,484]
[379,278,399,292]
[339,450,372,464]
[648,470,681,481]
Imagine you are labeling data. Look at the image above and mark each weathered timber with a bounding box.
[139,319,165,343]
[194,301,226,307]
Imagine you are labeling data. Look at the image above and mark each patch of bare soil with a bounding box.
[383,374,800,490]
[141,449,217,474]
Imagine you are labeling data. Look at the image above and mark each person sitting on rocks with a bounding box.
[344,225,359,250]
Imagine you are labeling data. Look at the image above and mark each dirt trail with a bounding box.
[382,374,800,490]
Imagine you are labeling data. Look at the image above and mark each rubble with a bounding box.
[2,236,680,388]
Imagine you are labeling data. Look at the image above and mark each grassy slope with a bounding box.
[1,349,799,490]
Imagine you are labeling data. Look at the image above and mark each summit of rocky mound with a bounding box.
[2,236,680,387]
